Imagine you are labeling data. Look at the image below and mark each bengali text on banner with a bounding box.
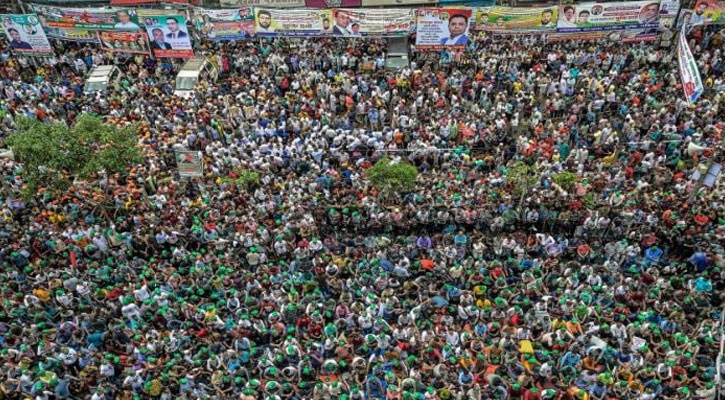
[254,8,333,37]
[658,0,680,28]
[0,14,54,55]
[192,8,255,40]
[43,27,99,42]
[473,6,557,32]
[219,0,304,7]
[330,8,413,37]
[306,0,361,7]
[556,1,662,33]
[98,31,151,55]
[677,23,704,103]
[415,7,472,51]
[29,5,141,31]
[138,10,194,58]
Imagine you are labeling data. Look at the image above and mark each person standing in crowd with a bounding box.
[0,15,723,400]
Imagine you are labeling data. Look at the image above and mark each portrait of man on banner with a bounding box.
[439,13,469,45]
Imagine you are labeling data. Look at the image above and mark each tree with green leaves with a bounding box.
[553,171,578,191]
[506,161,538,195]
[505,161,539,212]
[366,158,418,197]
[6,114,142,199]
[220,168,260,191]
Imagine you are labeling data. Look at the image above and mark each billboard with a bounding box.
[306,0,361,6]
[659,0,681,18]
[220,0,304,7]
[677,23,704,103]
[98,31,151,55]
[415,8,472,50]
[548,28,658,41]
[138,11,194,58]
[43,27,99,42]
[362,0,435,5]
[0,14,54,55]
[659,0,680,28]
[691,0,725,25]
[556,1,661,33]
[474,6,557,32]
[192,8,255,40]
[330,9,413,37]
[677,8,693,29]
[176,151,204,178]
[253,8,333,36]
[30,6,141,30]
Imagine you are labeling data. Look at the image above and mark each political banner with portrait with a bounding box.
[677,23,704,103]
[306,0,361,7]
[192,8,255,40]
[415,8,472,51]
[0,14,54,55]
[98,31,151,55]
[556,1,662,33]
[254,8,333,37]
[362,0,434,5]
[658,0,680,28]
[138,11,194,58]
[474,6,557,32]
[43,27,99,43]
[690,0,725,25]
[29,5,141,31]
[676,8,693,29]
[219,0,304,7]
[548,28,658,41]
[330,9,413,37]
[175,151,204,178]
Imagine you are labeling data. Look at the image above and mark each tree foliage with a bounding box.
[506,161,538,195]
[553,171,578,191]
[582,192,596,209]
[220,168,260,191]
[366,158,419,194]
[6,114,142,198]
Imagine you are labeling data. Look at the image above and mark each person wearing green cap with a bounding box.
[0,20,722,400]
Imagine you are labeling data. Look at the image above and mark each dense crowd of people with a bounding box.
[0,24,724,400]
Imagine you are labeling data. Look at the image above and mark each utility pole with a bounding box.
[718,304,724,400]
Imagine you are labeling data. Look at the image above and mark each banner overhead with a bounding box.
[556,1,661,32]
[254,8,333,36]
[361,0,435,6]
[691,0,725,25]
[0,14,54,55]
[677,23,704,103]
[415,7,472,50]
[306,0,361,7]
[474,6,557,32]
[138,10,194,58]
[98,31,151,55]
[677,8,693,29]
[42,27,99,42]
[30,6,141,30]
[330,9,413,37]
[192,8,255,40]
[658,0,681,28]
[219,0,304,7]
[176,151,204,178]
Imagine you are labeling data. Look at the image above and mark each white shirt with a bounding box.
[114,21,140,30]
[559,19,577,28]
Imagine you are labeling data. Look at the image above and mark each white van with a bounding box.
[386,37,409,70]
[174,57,218,98]
[84,65,122,93]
